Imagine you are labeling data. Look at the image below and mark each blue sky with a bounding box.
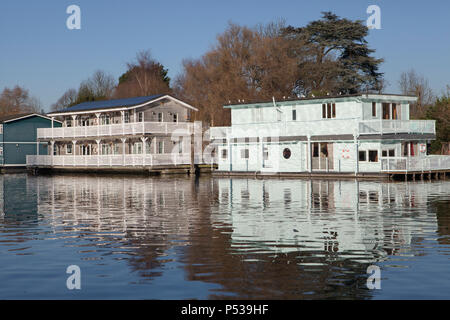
[1,0,449,110]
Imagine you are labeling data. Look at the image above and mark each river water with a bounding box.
[0,173,449,299]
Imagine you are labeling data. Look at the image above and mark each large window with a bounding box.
[138,112,144,122]
[158,113,163,122]
[322,103,336,119]
[158,141,164,154]
[372,102,377,117]
[382,103,401,120]
[173,113,178,123]
[292,109,297,121]
[359,150,379,162]
[221,149,227,159]
[66,144,72,154]
[241,149,249,159]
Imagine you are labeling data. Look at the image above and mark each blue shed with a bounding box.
[0,113,62,170]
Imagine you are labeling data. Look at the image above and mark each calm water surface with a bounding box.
[0,173,449,299]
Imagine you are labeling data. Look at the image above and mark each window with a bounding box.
[178,138,183,154]
[403,143,408,156]
[392,103,398,120]
[0,124,3,134]
[383,149,395,157]
[221,149,227,159]
[0,146,3,156]
[101,114,110,125]
[138,112,144,122]
[381,103,401,120]
[124,111,130,123]
[359,151,367,161]
[368,150,378,162]
[322,103,336,119]
[158,113,163,122]
[313,143,319,157]
[283,148,291,159]
[66,119,72,127]
[372,102,377,117]
[241,149,249,159]
[67,144,72,154]
[382,103,390,119]
[173,113,178,123]
[53,144,58,156]
[321,144,328,157]
[292,109,297,121]
[158,141,164,154]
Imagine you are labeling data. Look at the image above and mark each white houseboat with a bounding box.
[210,94,450,179]
[26,94,206,174]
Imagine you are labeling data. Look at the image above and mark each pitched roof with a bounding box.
[0,113,61,124]
[52,94,165,114]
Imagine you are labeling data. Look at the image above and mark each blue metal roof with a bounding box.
[55,94,165,113]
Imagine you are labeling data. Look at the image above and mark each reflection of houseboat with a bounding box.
[210,94,450,179]
[212,178,440,257]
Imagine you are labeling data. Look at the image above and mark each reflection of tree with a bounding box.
[434,200,450,245]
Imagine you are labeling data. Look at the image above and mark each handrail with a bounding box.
[37,121,194,139]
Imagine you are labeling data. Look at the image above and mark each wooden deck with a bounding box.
[212,170,450,181]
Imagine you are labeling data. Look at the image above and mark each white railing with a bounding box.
[359,120,435,135]
[27,154,195,167]
[210,119,436,141]
[37,122,194,139]
[380,155,450,172]
[210,119,361,140]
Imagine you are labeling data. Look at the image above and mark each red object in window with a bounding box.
[410,143,415,156]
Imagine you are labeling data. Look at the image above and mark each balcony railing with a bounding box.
[38,122,194,139]
[359,120,435,135]
[380,155,450,172]
[210,119,436,140]
[26,153,210,167]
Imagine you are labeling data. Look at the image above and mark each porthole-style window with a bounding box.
[283,148,291,159]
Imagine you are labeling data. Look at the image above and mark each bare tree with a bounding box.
[89,70,116,99]
[0,85,40,116]
[175,22,300,126]
[51,88,78,112]
[114,50,171,98]
[399,69,434,118]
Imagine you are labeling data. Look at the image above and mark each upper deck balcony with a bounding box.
[37,121,195,140]
[358,120,435,135]
[210,119,436,140]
